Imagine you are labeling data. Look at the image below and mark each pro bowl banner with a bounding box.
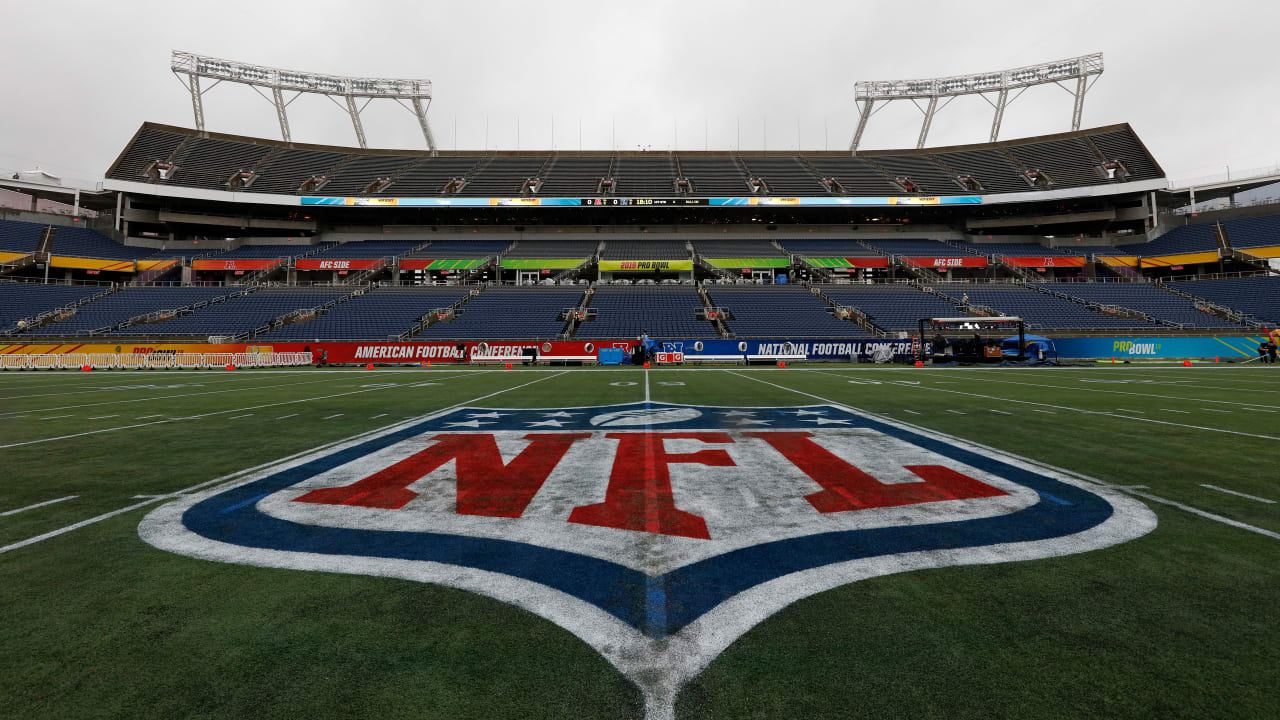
[192,259,285,272]
[599,260,694,272]
[903,256,989,268]
[1052,336,1269,360]
[295,259,384,271]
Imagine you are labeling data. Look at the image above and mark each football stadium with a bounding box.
[1,5,1278,719]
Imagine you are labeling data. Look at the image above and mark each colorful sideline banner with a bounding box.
[300,196,984,208]
[599,260,694,272]
[903,256,989,268]
[1051,336,1268,359]
[192,259,284,271]
[1004,256,1087,268]
[295,259,383,271]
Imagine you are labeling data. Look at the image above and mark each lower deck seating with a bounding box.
[109,289,350,336]
[822,284,961,331]
[414,288,582,340]
[1167,276,1280,324]
[23,287,235,335]
[1046,282,1240,328]
[578,286,713,339]
[0,282,104,332]
[932,283,1159,330]
[708,286,871,338]
[260,288,472,340]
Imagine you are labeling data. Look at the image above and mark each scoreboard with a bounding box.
[579,198,708,206]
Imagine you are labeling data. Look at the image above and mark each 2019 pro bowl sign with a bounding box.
[140,402,1154,719]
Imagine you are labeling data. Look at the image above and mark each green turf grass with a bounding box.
[1,365,1276,719]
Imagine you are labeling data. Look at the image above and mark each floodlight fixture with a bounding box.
[170,50,438,154]
[850,53,1103,153]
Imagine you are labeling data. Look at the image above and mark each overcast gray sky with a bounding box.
[1,0,1275,184]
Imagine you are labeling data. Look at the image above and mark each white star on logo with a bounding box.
[791,409,828,416]
[539,411,580,418]
[801,417,851,425]
[444,420,495,428]
[526,419,568,428]
[719,410,758,417]
[731,418,771,426]
[466,412,508,419]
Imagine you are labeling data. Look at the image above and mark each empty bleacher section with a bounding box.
[0,219,45,252]
[612,156,676,196]
[822,284,961,331]
[778,239,884,256]
[1166,276,1280,325]
[22,287,235,335]
[260,287,471,340]
[601,240,688,260]
[538,157,612,196]
[708,286,870,338]
[456,157,548,196]
[52,226,153,260]
[0,282,104,332]
[308,240,421,258]
[1217,215,1280,250]
[691,239,784,256]
[110,288,350,336]
[108,123,1163,197]
[966,242,1085,256]
[505,241,598,258]
[577,286,712,339]
[738,157,828,195]
[415,288,580,339]
[1115,224,1218,256]
[674,157,750,196]
[932,283,1159,330]
[406,241,510,257]
[1045,282,1240,328]
[863,239,973,257]
[217,243,335,259]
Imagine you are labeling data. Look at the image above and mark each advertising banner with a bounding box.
[1097,256,1138,267]
[599,260,694,272]
[902,256,989,268]
[295,259,383,271]
[706,258,789,268]
[48,257,176,272]
[192,259,284,272]
[1242,245,1280,259]
[0,251,30,264]
[399,258,488,270]
[1004,256,1087,268]
[1139,252,1220,268]
[501,258,587,270]
[1051,336,1267,359]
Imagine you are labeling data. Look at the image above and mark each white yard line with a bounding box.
[988,409,1012,415]
[805,370,1280,441]
[88,415,119,420]
[39,415,73,420]
[1030,409,1056,414]
[0,373,477,451]
[644,369,651,403]
[371,413,388,419]
[0,371,566,556]
[323,414,345,420]
[909,368,1280,409]
[727,370,1280,541]
[901,409,921,415]
[275,414,299,420]
[229,414,254,419]
[1160,409,1190,414]
[136,414,164,419]
[1200,408,1232,413]
[945,409,965,415]
[0,376,363,419]
[0,495,77,516]
[1201,484,1276,504]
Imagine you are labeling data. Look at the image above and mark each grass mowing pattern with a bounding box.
[0,365,1276,718]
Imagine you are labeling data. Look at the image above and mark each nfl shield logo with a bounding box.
[140,401,1155,719]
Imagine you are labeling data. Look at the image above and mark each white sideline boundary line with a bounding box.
[0,371,566,556]
[0,376,367,419]
[371,413,388,419]
[726,370,1280,541]
[806,370,1280,441]
[0,372,477,450]
[0,495,77,516]
[916,368,1280,409]
[1201,484,1276,504]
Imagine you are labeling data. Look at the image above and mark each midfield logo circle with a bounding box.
[140,401,1155,719]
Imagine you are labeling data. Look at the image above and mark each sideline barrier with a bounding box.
[29,355,60,370]
[1,355,28,370]
[58,353,89,370]
[117,354,148,370]
[232,353,253,368]
[176,353,203,369]
[203,353,234,368]
[88,353,117,369]
[146,353,176,369]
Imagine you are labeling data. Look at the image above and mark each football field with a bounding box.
[1,364,1277,719]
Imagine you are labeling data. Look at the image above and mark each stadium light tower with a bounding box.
[849,53,1103,153]
[169,50,439,155]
